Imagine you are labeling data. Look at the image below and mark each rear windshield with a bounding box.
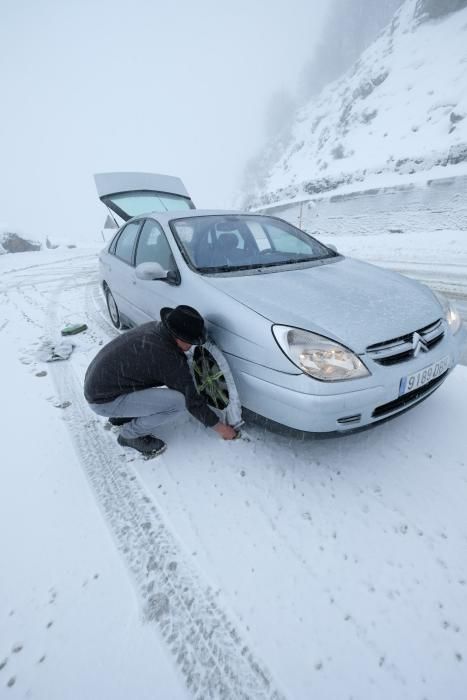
[104,191,194,219]
[170,215,335,273]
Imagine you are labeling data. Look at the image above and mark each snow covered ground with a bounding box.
[1,246,467,699]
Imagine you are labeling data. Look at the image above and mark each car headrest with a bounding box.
[217,233,238,251]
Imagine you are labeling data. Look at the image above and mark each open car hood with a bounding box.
[94,172,195,221]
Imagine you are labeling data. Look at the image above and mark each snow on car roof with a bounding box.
[145,209,244,224]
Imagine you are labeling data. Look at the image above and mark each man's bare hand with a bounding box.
[214,422,238,440]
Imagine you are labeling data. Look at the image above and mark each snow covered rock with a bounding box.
[0,231,41,254]
[244,0,467,209]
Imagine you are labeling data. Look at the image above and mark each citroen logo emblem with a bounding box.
[412,332,429,357]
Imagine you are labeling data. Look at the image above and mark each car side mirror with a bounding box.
[135,262,168,281]
[327,244,338,254]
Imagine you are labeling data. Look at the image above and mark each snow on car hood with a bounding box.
[204,257,442,353]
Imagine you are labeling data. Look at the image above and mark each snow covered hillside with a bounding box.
[244,0,467,209]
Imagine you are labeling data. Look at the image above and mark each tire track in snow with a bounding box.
[0,252,95,278]
[85,280,120,339]
[47,273,285,699]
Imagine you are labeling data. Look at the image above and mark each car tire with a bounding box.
[104,285,121,329]
[191,340,242,427]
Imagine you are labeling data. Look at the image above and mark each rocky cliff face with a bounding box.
[415,0,467,20]
[244,0,467,210]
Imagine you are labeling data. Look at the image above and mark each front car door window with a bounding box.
[135,219,177,272]
[114,221,142,264]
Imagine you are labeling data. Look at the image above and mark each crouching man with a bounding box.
[84,305,237,456]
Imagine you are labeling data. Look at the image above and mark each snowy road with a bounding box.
[1,249,467,700]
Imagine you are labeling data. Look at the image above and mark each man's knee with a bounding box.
[165,389,186,414]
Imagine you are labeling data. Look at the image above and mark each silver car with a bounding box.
[95,172,466,433]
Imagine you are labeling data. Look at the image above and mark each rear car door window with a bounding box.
[109,231,120,254]
[114,221,142,264]
[135,219,177,271]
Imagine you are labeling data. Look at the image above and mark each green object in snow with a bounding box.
[61,323,88,336]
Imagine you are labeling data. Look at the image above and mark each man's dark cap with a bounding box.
[160,305,206,345]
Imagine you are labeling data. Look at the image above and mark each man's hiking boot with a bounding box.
[109,417,134,426]
[117,434,166,456]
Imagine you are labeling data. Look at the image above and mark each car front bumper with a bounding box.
[227,325,467,433]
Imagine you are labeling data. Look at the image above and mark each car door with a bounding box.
[131,218,187,321]
[108,219,144,321]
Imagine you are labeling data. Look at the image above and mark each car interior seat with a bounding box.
[192,225,214,267]
[216,233,246,264]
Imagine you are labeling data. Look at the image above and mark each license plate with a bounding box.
[399,356,450,397]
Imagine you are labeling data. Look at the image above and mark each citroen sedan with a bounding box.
[95,172,466,433]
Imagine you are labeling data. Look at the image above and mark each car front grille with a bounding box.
[372,370,449,418]
[366,319,445,366]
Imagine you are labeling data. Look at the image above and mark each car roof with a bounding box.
[141,208,247,224]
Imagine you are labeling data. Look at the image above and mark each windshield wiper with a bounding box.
[253,256,327,268]
[197,255,334,274]
[198,263,262,273]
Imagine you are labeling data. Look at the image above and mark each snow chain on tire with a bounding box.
[190,339,243,427]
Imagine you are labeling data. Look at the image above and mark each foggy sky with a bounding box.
[0,0,329,242]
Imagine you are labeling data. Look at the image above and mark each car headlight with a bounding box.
[435,293,462,335]
[272,325,370,381]
[446,304,462,334]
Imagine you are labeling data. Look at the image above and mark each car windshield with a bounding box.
[170,215,335,273]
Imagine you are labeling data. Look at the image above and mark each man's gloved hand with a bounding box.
[213,422,238,440]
